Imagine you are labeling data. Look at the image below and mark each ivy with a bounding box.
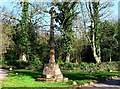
[54,1,78,59]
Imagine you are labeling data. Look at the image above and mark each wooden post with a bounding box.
[49,7,55,63]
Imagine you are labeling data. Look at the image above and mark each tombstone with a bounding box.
[19,53,26,61]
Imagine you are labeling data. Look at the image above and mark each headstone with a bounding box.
[19,53,26,61]
[72,81,77,85]
[22,54,26,61]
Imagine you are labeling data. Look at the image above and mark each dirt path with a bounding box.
[0,69,8,81]
[86,77,120,88]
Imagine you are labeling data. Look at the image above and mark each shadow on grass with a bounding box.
[8,69,120,84]
[62,70,119,82]
[10,69,42,79]
[63,71,96,81]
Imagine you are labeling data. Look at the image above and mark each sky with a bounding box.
[0,0,119,21]
[111,0,119,20]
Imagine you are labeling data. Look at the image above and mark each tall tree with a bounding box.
[98,20,118,62]
[54,1,78,62]
[118,3,120,60]
[86,2,101,63]
[85,1,113,63]
[18,0,30,61]
[1,1,49,62]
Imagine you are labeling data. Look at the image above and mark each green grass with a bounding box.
[2,75,71,87]
[63,70,95,80]
[2,69,120,87]
[2,69,72,87]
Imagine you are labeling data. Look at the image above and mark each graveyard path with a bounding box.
[0,69,8,81]
[84,77,120,88]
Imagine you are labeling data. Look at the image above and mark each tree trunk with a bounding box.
[93,44,101,63]
[92,20,101,64]
[109,52,112,62]
[87,2,101,64]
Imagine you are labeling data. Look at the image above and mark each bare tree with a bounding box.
[85,1,113,63]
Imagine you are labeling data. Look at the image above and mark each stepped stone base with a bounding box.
[37,63,68,82]
[43,63,63,79]
[36,77,68,82]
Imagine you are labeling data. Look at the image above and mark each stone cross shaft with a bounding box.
[49,7,55,63]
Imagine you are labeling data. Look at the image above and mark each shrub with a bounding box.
[27,55,43,69]
[58,61,79,70]
[15,60,29,69]
[1,59,29,69]
[1,60,10,69]
[58,61,120,71]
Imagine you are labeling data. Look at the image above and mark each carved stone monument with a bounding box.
[42,63,64,81]
[37,7,68,82]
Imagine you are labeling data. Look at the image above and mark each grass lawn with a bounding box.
[1,69,120,87]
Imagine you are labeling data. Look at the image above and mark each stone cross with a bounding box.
[49,7,55,63]
[41,7,66,82]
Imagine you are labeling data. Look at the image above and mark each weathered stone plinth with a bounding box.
[43,63,63,79]
[37,63,68,82]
